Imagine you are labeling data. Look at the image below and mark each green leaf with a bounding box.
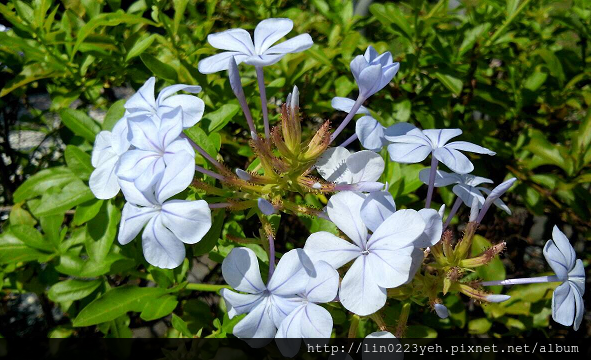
[48,279,102,303]
[32,180,96,217]
[184,126,217,159]
[140,295,178,321]
[86,201,121,262]
[13,167,78,203]
[203,103,240,133]
[536,48,565,84]
[59,109,101,143]
[523,71,548,91]
[65,145,93,180]
[173,0,189,35]
[0,229,51,264]
[126,34,157,62]
[0,64,58,97]
[406,325,437,338]
[458,23,491,57]
[369,3,413,40]
[433,72,463,96]
[73,199,104,226]
[140,53,178,81]
[171,313,193,337]
[73,286,166,327]
[73,12,157,56]
[9,203,37,227]
[468,318,492,334]
[193,210,225,256]
[102,99,126,131]
[41,214,65,248]
[11,224,54,252]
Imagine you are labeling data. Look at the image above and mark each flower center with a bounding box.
[361,249,370,256]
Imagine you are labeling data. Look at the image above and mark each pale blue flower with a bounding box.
[315,147,385,186]
[350,46,400,99]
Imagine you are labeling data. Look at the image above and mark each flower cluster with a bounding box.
[88,16,586,345]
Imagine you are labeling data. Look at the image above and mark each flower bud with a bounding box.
[302,121,331,160]
[434,303,449,319]
[459,241,506,268]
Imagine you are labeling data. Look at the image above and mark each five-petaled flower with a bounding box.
[350,46,400,99]
[198,18,313,74]
[387,128,495,174]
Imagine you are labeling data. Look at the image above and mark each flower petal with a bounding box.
[384,126,425,143]
[368,209,426,250]
[156,106,183,149]
[357,64,383,98]
[347,150,385,183]
[159,95,204,128]
[568,259,585,295]
[418,169,462,187]
[125,77,156,112]
[254,18,293,54]
[119,179,156,207]
[160,200,211,244]
[453,184,485,208]
[220,288,265,318]
[552,281,575,327]
[478,187,511,214]
[89,156,120,200]
[268,249,313,296]
[257,198,276,215]
[433,147,474,174]
[387,142,431,163]
[264,33,313,55]
[415,208,443,248]
[434,304,449,319]
[572,283,584,331]
[552,226,577,271]
[368,246,416,288]
[304,232,361,269]
[350,55,369,84]
[360,191,396,232]
[275,306,304,357]
[232,300,277,339]
[422,129,462,147]
[316,147,352,183]
[339,256,387,316]
[300,303,333,338]
[243,54,286,67]
[91,131,115,167]
[333,97,370,115]
[118,203,158,245]
[208,28,254,54]
[356,116,385,151]
[128,114,161,151]
[327,191,368,248]
[142,216,186,269]
[155,151,195,203]
[270,294,304,328]
[305,261,339,303]
[446,141,496,155]
[110,117,131,155]
[198,52,250,74]
[222,247,266,294]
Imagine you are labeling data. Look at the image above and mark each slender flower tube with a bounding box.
[475,178,517,224]
[425,156,439,208]
[255,66,271,138]
[228,57,257,138]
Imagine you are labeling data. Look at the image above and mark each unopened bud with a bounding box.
[434,303,449,319]
[257,198,276,215]
[303,121,331,160]
[460,241,506,268]
[235,169,252,181]
[458,283,511,303]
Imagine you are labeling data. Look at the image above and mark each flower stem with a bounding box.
[425,156,439,208]
[443,196,463,230]
[340,133,358,148]
[395,301,411,338]
[208,202,231,209]
[267,233,275,282]
[348,315,360,338]
[370,312,388,331]
[195,165,225,181]
[330,95,365,143]
[255,66,270,139]
[182,133,224,170]
[185,283,229,292]
[480,275,561,287]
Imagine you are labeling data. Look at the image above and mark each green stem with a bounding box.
[395,301,411,338]
[348,314,360,338]
[486,0,532,46]
[185,283,229,292]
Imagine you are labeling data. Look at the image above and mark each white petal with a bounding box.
[116,149,159,183]
[254,18,293,54]
[299,303,333,338]
[446,141,496,155]
[155,152,195,203]
[480,178,516,213]
[379,62,400,89]
[360,191,396,232]
[572,284,584,331]
[327,191,368,248]
[156,107,184,149]
[383,124,421,142]
[268,249,313,296]
[305,261,339,303]
[551,226,577,271]
[142,216,186,269]
[357,64,383,98]
[568,259,585,295]
[160,200,211,244]
[157,84,201,102]
[347,151,385,183]
[415,208,443,248]
[366,331,396,339]
[110,117,131,155]
[134,156,165,192]
[418,169,461,187]
[159,94,204,129]
[383,122,417,139]
[207,28,254,54]
[368,209,426,250]
[162,138,195,165]
[198,52,250,74]
[433,147,474,174]
[222,247,266,294]
[316,147,352,183]
[453,184,485,208]
[552,282,575,327]
[387,142,431,163]
[356,116,384,152]
[89,156,121,200]
[128,114,161,151]
[461,174,494,187]
[264,33,313,55]
[422,129,462,147]
[543,239,570,279]
[304,232,361,269]
[270,294,304,328]
[119,179,156,207]
[339,256,387,316]
[243,54,286,67]
[232,301,277,339]
[125,77,156,112]
[478,187,511,214]
[220,288,265,318]
[276,304,304,339]
[118,203,158,245]
[91,131,115,167]
[350,55,369,84]
[367,246,415,288]
[332,97,370,115]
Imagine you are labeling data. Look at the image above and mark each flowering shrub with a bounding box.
[0,0,589,342]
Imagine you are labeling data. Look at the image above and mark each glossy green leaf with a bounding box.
[48,279,102,302]
[59,109,101,143]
